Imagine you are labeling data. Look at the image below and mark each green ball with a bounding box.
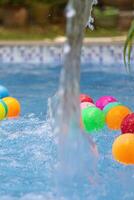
[103,102,122,115]
[82,106,105,133]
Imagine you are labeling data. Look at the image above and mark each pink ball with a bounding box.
[80,102,95,110]
[95,96,117,110]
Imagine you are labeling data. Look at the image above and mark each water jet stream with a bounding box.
[57,0,98,154]
[53,0,99,197]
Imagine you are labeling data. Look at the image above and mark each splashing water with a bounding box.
[87,0,98,30]
[0,1,102,199]
[51,0,99,198]
[1,62,134,199]
[59,0,97,130]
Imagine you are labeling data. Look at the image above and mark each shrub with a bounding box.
[0,0,27,6]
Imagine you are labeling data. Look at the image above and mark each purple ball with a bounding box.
[96,96,117,110]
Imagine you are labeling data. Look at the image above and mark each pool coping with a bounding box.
[0,36,133,65]
[0,36,127,46]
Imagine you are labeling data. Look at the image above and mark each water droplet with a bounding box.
[93,0,98,5]
[87,16,94,30]
[66,4,76,18]
[63,44,71,54]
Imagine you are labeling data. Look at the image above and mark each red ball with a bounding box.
[121,113,134,134]
[80,94,94,103]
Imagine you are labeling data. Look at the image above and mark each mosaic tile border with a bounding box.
[0,43,133,65]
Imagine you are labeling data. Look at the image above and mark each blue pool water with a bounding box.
[0,63,134,200]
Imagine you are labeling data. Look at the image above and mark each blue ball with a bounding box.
[0,85,9,99]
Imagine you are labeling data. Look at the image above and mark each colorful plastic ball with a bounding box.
[112,134,134,165]
[1,100,8,117]
[80,94,94,103]
[0,100,8,119]
[106,105,131,130]
[96,96,117,110]
[0,99,8,120]
[82,106,105,133]
[0,85,9,99]
[121,113,134,134]
[3,97,21,118]
[103,102,122,115]
[80,102,95,110]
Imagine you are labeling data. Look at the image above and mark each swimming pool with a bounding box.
[0,60,134,200]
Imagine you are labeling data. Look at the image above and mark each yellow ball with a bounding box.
[3,97,21,118]
[112,134,134,165]
[106,105,131,130]
[0,100,7,120]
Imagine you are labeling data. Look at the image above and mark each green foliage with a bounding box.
[0,0,7,5]
[124,21,134,72]
[0,0,25,5]
[94,7,119,17]
[94,7,119,29]
[27,0,67,6]
[0,0,67,6]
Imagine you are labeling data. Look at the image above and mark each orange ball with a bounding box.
[2,97,21,118]
[106,105,131,130]
[112,134,134,165]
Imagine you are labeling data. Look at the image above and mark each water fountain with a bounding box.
[51,0,99,198]
[58,0,97,134]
